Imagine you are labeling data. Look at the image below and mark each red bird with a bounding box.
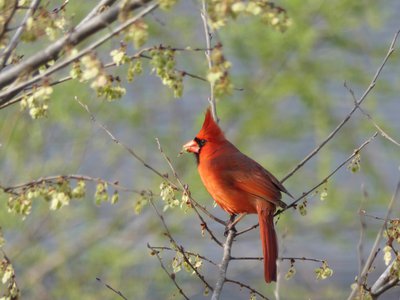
[183,108,291,283]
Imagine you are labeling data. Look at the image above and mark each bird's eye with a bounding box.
[199,139,207,146]
[194,137,207,147]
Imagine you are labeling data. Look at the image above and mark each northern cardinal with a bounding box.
[183,108,291,283]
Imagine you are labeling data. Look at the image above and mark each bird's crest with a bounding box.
[197,108,225,140]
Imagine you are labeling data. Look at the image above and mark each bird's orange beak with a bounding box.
[182,140,200,154]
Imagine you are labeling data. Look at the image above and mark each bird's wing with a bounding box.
[216,153,288,208]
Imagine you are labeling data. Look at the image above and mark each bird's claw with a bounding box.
[224,214,237,236]
[224,224,237,237]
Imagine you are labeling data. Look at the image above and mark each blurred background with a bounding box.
[0,0,400,299]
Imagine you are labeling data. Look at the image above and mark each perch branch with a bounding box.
[211,228,236,300]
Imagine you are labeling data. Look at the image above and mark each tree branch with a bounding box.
[148,198,213,290]
[345,81,400,147]
[0,1,18,42]
[0,174,140,194]
[225,278,270,300]
[281,30,400,183]
[0,0,41,69]
[75,97,171,184]
[201,0,218,122]
[0,0,156,102]
[0,45,215,110]
[96,277,128,300]
[347,180,400,300]
[76,0,118,29]
[370,260,400,298]
[211,228,235,300]
[147,244,190,300]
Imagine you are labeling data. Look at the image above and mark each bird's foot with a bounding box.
[224,223,237,237]
[224,214,237,237]
[223,213,248,236]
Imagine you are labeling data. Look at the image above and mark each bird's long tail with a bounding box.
[257,202,278,283]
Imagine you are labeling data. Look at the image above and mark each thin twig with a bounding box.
[225,278,270,300]
[75,97,172,185]
[357,185,368,277]
[360,210,399,222]
[0,1,18,42]
[0,0,41,69]
[347,180,400,300]
[96,277,128,300]
[231,256,326,263]
[1,174,140,194]
[345,81,400,147]
[148,198,213,290]
[280,132,379,214]
[150,246,218,266]
[200,0,218,122]
[281,30,400,183]
[147,244,190,300]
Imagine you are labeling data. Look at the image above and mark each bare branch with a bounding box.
[148,198,213,290]
[76,0,118,29]
[0,0,157,103]
[150,246,218,266]
[347,180,400,300]
[281,30,400,183]
[370,260,400,298]
[0,174,140,194]
[201,0,218,122]
[0,1,18,42]
[147,244,190,300]
[0,0,41,69]
[360,210,399,222]
[357,185,368,278]
[96,277,128,300]
[75,97,171,184]
[0,46,215,110]
[211,228,236,300]
[345,81,400,147]
[225,278,270,300]
[231,256,326,263]
[280,132,379,214]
